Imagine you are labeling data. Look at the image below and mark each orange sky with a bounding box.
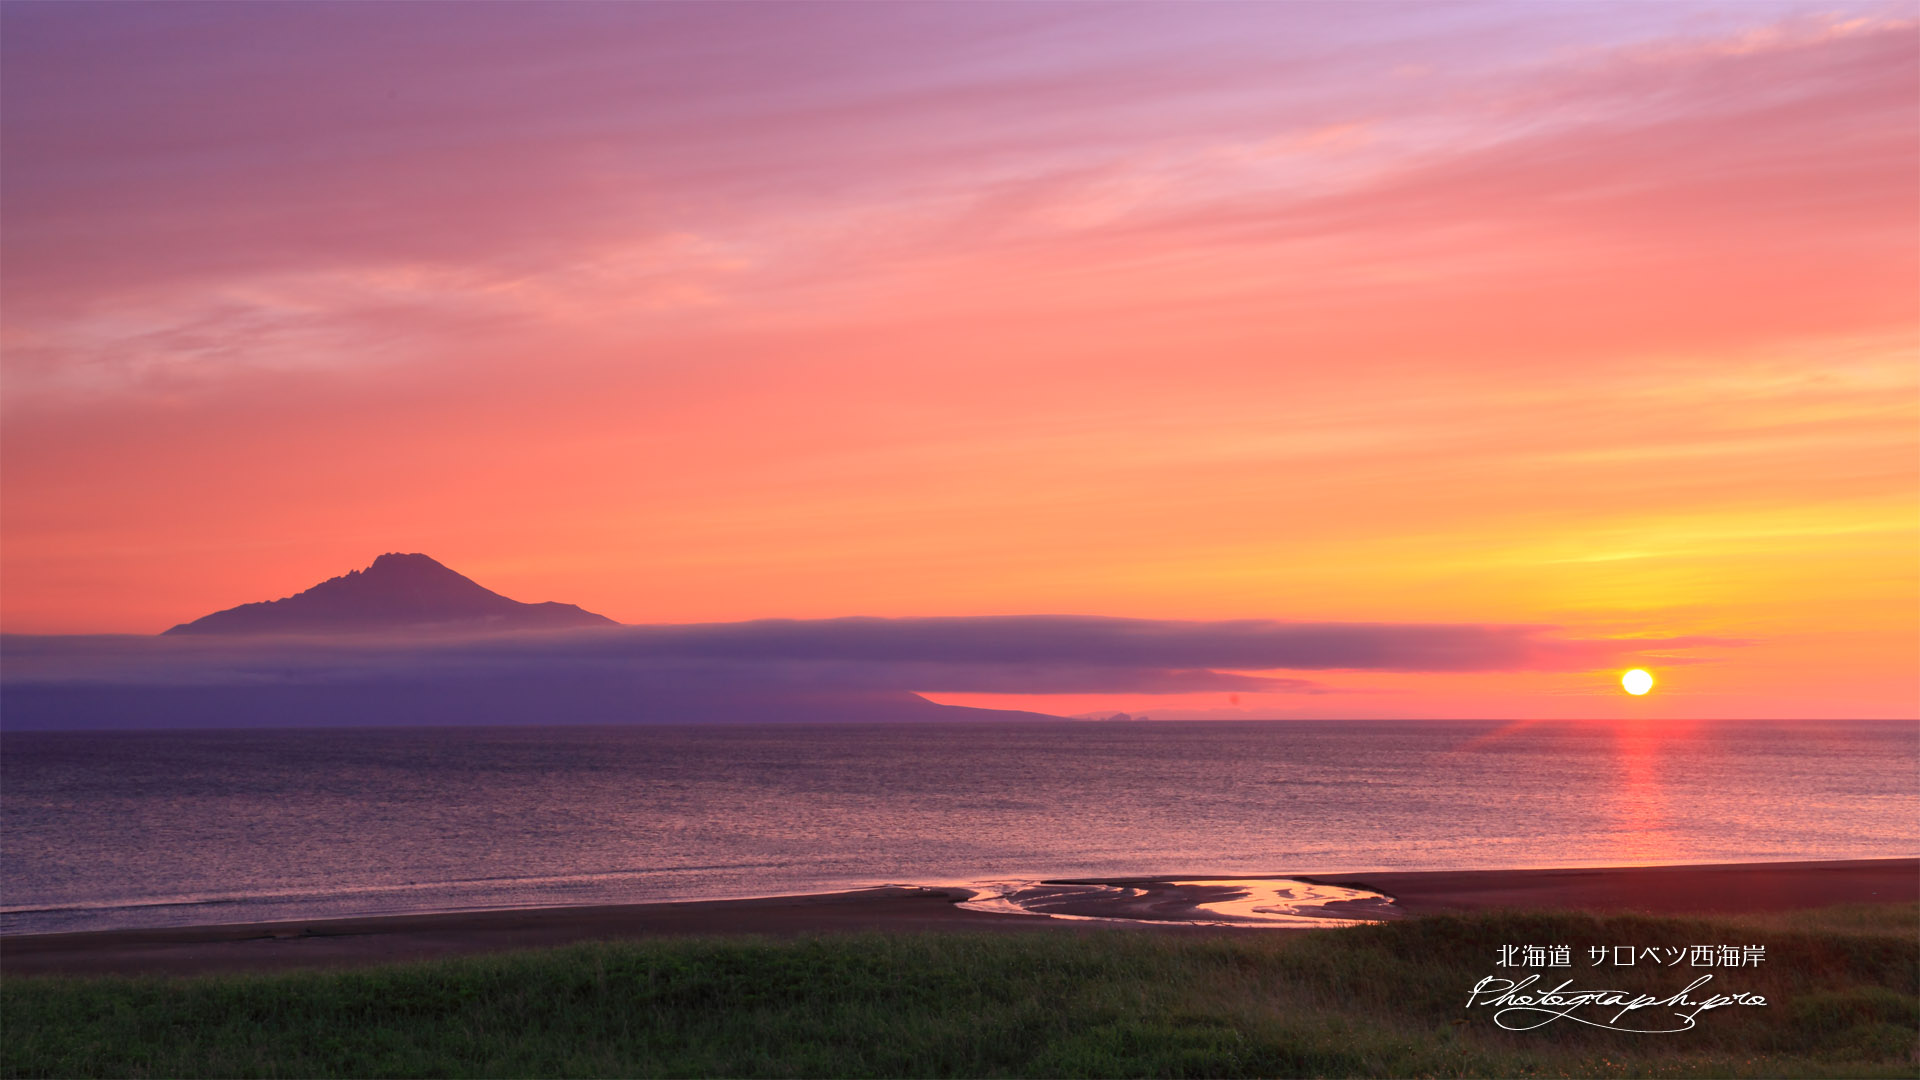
[3,3,1914,718]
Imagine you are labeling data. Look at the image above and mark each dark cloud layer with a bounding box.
[2,615,1738,688]
[0,616,1742,729]
[599,616,1734,672]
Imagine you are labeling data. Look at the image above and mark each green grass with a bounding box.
[4,905,1915,1078]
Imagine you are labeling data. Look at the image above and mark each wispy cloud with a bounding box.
[8,5,1909,397]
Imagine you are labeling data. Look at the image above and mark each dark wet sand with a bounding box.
[5,859,1911,977]
[0,887,1063,977]
[1308,857,1918,916]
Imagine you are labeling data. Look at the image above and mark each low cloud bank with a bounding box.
[2,615,1739,695]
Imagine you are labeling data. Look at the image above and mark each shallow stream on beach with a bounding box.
[954,878,1396,926]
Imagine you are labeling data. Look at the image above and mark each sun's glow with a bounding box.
[1622,669,1655,696]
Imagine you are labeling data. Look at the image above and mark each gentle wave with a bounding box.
[6,720,1915,935]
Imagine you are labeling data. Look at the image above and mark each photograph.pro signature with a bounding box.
[1466,973,1768,1033]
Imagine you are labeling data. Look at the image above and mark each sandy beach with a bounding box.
[4,857,1910,978]
[1305,857,1918,916]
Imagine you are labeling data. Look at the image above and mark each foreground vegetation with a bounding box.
[4,905,1915,1078]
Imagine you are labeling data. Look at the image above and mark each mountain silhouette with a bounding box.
[162,553,618,635]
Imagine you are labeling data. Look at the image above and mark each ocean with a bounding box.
[3,719,1914,935]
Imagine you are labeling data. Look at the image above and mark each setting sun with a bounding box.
[1622,669,1655,696]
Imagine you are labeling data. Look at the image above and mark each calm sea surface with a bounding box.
[3,719,1914,935]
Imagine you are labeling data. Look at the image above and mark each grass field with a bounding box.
[4,905,1915,1078]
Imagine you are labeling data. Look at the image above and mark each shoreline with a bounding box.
[4,857,1912,977]
[1299,856,1918,916]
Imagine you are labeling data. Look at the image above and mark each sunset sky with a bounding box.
[3,2,1914,719]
